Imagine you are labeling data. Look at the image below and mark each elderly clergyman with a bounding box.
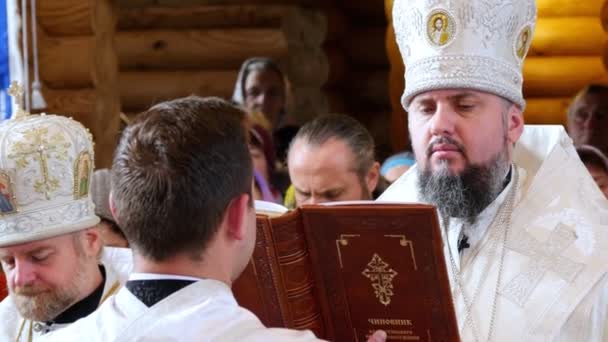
[0,85,131,341]
[380,1,608,341]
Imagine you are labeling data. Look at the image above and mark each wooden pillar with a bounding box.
[385,0,408,153]
[91,0,121,169]
[279,7,329,124]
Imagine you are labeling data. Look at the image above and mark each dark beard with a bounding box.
[417,149,509,224]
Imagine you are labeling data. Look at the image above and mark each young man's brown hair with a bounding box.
[111,96,253,261]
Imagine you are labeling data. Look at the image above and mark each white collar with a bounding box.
[128,273,204,282]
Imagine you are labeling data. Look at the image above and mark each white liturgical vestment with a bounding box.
[42,276,322,342]
[379,125,608,341]
[0,247,132,342]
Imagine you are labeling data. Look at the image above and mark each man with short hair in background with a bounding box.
[287,114,380,205]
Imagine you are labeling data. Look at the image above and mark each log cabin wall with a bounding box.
[30,0,608,167]
[525,0,608,124]
[605,2,608,74]
[114,2,330,121]
[325,0,393,161]
[36,0,332,167]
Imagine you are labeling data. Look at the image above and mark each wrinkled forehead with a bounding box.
[244,68,284,88]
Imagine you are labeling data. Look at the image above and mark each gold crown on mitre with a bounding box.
[0,82,99,247]
[393,0,537,110]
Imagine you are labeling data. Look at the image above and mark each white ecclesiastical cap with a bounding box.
[0,82,99,247]
[393,0,537,110]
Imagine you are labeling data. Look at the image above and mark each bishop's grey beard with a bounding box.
[417,146,510,224]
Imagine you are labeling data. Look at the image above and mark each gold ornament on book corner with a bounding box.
[362,253,398,306]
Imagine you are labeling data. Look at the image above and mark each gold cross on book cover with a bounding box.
[233,201,460,342]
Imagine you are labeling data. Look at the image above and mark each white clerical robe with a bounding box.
[42,277,323,342]
[0,247,132,341]
[379,125,608,341]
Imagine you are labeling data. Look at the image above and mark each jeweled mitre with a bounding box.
[393,0,537,109]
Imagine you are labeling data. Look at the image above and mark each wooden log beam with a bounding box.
[324,46,349,87]
[118,70,238,112]
[603,41,608,70]
[118,0,321,9]
[538,0,605,17]
[350,111,392,157]
[39,3,327,41]
[43,88,106,155]
[523,97,571,125]
[384,0,394,21]
[39,35,93,88]
[92,0,121,169]
[276,7,325,49]
[325,89,347,114]
[344,70,390,110]
[38,0,91,36]
[122,6,327,47]
[44,88,95,116]
[40,29,288,88]
[119,5,289,30]
[530,17,607,56]
[340,0,387,25]
[603,0,608,31]
[289,86,328,123]
[119,29,287,69]
[523,56,608,97]
[281,47,328,87]
[325,6,349,43]
[386,19,409,153]
[343,27,388,68]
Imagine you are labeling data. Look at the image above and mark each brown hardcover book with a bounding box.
[232,202,460,341]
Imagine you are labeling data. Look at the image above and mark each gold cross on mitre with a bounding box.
[8,81,29,120]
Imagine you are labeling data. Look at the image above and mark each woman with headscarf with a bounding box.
[232,57,295,131]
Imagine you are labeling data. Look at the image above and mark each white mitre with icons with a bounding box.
[393,0,537,110]
[0,82,99,247]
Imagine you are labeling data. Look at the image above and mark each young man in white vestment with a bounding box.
[379,0,608,341]
[0,87,131,341]
[42,96,387,342]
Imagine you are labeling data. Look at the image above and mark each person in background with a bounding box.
[250,124,283,204]
[90,169,128,248]
[567,84,608,156]
[380,151,416,183]
[232,57,295,131]
[288,114,380,206]
[576,144,608,198]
